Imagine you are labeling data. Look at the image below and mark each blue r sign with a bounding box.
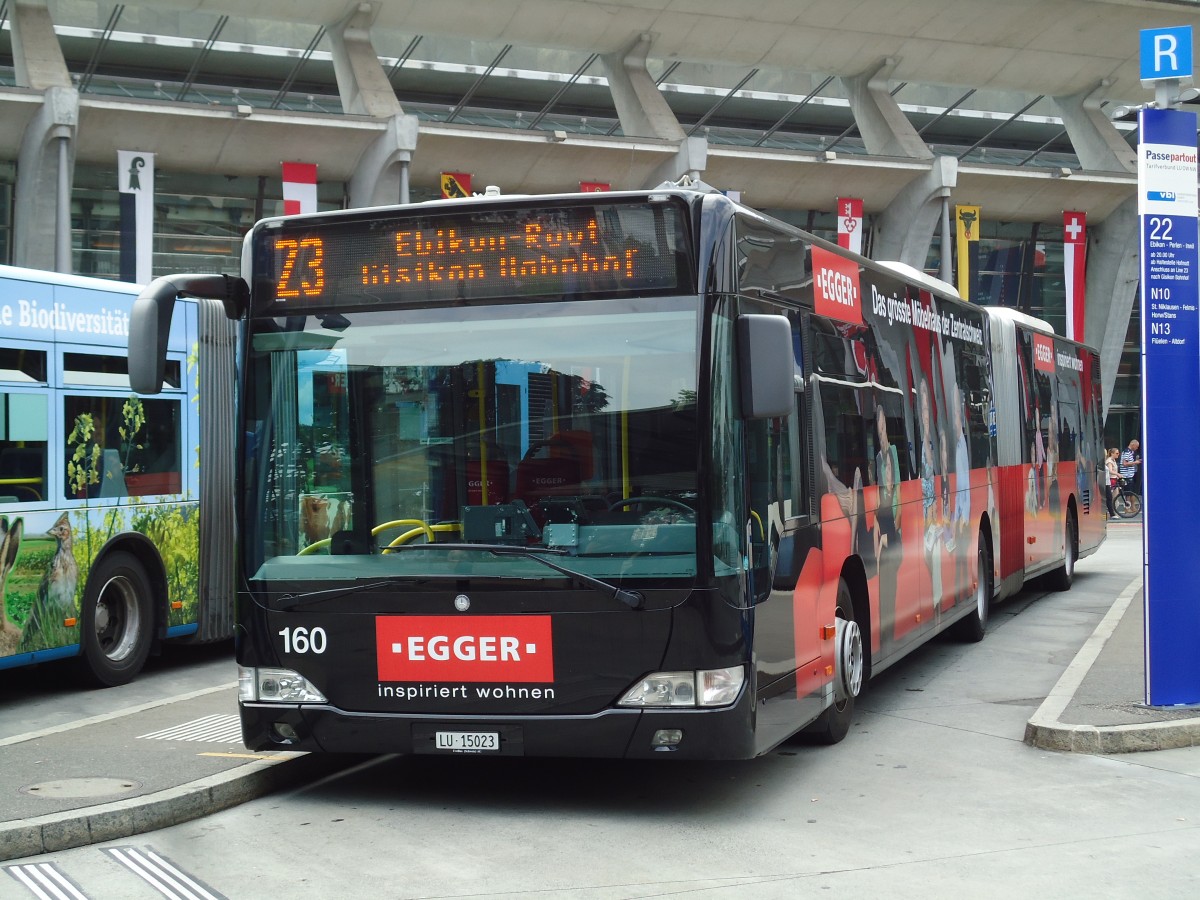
[1140,26,1194,82]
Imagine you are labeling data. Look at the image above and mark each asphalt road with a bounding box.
[0,640,235,742]
[3,527,1197,899]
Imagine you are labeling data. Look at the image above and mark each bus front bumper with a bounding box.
[240,696,758,760]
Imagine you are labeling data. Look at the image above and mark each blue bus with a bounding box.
[0,265,234,685]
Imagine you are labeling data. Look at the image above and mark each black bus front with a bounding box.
[232,193,766,759]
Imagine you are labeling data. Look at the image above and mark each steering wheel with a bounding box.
[373,518,435,551]
[608,496,694,515]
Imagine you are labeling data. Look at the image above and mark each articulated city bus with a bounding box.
[0,265,235,685]
[128,187,1104,757]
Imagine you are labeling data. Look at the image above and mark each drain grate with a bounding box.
[137,714,242,743]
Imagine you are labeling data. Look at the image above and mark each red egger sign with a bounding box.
[812,245,863,325]
[376,615,555,682]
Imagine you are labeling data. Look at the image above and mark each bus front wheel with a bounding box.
[79,551,154,687]
[807,578,862,745]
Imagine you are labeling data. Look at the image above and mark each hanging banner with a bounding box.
[282,162,318,216]
[836,197,863,255]
[579,181,610,192]
[955,204,980,302]
[117,150,154,284]
[1063,211,1087,342]
[441,172,473,198]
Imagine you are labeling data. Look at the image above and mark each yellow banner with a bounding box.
[955,205,980,301]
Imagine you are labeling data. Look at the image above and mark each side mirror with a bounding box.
[736,314,793,419]
[129,274,248,394]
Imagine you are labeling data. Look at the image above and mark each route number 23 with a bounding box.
[275,237,326,299]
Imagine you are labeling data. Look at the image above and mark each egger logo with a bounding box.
[811,245,863,325]
[1033,333,1055,373]
[376,615,554,682]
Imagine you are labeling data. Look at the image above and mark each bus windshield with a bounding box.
[241,295,701,588]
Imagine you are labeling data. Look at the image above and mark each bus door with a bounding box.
[1026,334,1058,571]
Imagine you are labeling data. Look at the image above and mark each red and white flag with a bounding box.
[837,197,863,255]
[282,162,318,215]
[1063,211,1087,342]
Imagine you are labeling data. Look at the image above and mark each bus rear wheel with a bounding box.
[79,551,154,687]
[807,578,862,745]
[1047,510,1078,592]
[952,534,992,643]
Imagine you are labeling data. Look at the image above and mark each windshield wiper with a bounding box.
[388,543,644,609]
[274,576,432,610]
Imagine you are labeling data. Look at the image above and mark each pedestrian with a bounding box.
[1118,439,1140,491]
[1105,447,1120,518]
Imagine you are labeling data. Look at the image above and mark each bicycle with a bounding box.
[1111,478,1141,518]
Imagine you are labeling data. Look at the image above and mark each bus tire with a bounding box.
[1047,510,1077,592]
[952,533,992,643]
[807,578,863,745]
[78,551,154,687]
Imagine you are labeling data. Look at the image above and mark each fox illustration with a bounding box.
[22,512,79,646]
[0,516,23,658]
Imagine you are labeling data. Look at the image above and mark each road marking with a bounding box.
[137,715,242,743]
[0,683,237,748]
[104,847,227,900]
[4,862,90,899]
[197,752,292,760]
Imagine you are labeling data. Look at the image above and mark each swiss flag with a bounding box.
[282,162,317,216]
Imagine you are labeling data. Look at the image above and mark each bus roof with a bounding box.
[0,264,142,295]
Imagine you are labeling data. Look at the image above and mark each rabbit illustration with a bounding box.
[0,516,23,658]
[22,512,79,646]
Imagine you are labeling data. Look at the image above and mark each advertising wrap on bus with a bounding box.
[1,265,234,685]
[127,188,1104,758]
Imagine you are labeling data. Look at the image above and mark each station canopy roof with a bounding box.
[1,0,1193,214]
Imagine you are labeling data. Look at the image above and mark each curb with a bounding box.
[1024,576,1200,754]
[0,752,339,862]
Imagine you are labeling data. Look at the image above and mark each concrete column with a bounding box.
[10,0,71,89]
[348,114,420,208]
[840,59,932,159]
[600,35,686,141]
[328,2,403,118]
[328,3,419,207]
[14,85,79,272]
[1051,82,1137,174]
[642,136,708,189]
[870,156,958,268]
[11,0,76,271]
[1051,82,1132,175]
[1083,196,1140,418]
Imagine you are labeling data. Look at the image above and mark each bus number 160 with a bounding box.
[278,626,328,654]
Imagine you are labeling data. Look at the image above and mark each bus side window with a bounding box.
[62,395,182,499]
[0,392,49,503]
[784,313,810,521]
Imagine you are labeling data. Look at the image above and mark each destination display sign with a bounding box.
[252,197,691,312]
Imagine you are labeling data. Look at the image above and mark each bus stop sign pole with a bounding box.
[1138,25,1200,706]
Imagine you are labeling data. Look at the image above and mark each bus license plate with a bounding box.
[434,731,500,753]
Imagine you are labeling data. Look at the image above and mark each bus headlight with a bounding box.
[239,665,327,703]
[698,665,745,706]
[618,665,744,708]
